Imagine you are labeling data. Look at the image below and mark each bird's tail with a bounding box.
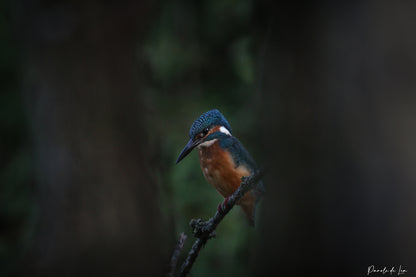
[238,181,265,226]
[238,192,257,227]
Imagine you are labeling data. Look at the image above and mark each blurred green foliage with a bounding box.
[142,0,261,276]
[1,0,261,276]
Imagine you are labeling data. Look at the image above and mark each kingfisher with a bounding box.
[176,109,264,226]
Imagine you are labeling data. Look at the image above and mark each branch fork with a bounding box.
[167,169,265,277]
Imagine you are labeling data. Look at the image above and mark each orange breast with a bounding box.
[198,140,252,197]
[198,140,258,225]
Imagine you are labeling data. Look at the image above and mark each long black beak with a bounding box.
[176,139,200,164]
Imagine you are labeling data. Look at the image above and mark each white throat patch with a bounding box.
[198,139,217,148]
[219,126,231,136]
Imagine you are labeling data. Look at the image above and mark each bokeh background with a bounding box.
[1,1,415,276]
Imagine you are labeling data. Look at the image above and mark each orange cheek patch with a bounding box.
[205,126,222,137]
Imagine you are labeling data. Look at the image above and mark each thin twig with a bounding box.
[177,169,265,277]
[167,232,187,277]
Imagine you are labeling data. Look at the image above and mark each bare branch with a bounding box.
[177,169,265,277]
[167,232,187,277]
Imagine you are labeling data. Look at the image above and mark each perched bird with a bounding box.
[176,109,264,226]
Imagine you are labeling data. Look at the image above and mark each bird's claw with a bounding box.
[217,197,230,214]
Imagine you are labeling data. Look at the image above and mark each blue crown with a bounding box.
[189,109,232,139]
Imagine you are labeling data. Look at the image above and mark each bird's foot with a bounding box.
[217,197,230,214]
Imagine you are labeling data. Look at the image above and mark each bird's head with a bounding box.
[176,109,232,164]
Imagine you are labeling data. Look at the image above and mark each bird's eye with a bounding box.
[199,127,209,138]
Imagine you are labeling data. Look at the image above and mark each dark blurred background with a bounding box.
[1,1,415,276]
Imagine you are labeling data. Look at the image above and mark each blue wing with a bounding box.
[219,136,266,195]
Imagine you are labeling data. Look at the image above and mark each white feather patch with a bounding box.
[198,139,217,148]
[219,126,231,136]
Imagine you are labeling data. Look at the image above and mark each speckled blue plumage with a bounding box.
[189,109,232,139]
